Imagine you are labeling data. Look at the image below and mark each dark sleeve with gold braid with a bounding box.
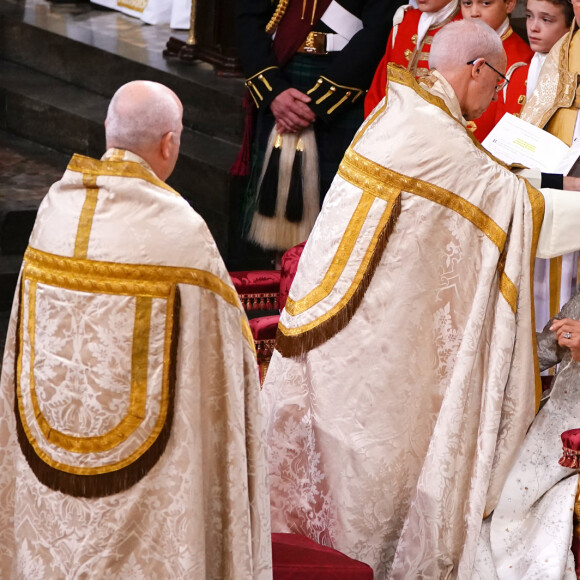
[306,76,365,121]
[306,0,405,122]
[235,0,404,117]
[235,0,291,110]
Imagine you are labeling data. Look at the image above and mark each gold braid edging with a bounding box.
[275,194,402,357]
[23,247,241,310]
[266,0,290,34]
[14,285,180,498]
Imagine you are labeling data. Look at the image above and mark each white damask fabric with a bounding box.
[0,149,272,579]
[263,65,553,579]
[473,293,580,579]
[90,0,191,28]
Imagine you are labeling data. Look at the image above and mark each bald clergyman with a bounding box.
[262,19,580,579]
[0,81,272,579]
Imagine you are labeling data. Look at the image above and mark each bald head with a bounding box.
[105,81,183,180]
[428,20,507,121]
[429,19,505,74]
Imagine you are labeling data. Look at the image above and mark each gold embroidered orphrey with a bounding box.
[276,65,538,363]
[14,248,181,498]
[12,154,249,499]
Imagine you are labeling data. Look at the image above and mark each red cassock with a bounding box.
[364,6,461,117]
[469,27,533,141]
[499,60,530,119]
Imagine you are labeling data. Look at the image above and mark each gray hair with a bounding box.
[429,19,504,71]
[105,81,182,150]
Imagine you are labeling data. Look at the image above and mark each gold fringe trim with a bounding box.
[275,194,401,357]
[14,288,180,498]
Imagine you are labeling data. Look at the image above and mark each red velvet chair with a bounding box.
[272,533,373,580]
[229,270,281,312]
[559,429,580,576]
[229,270,281,385]
[230,243,307,384]
[279,242,306,310]
[249,314,279,384]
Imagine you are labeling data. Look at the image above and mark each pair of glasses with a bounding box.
[467,59,509,92]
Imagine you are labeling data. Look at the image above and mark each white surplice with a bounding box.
[0,149,272,579]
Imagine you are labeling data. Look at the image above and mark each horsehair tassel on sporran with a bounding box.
[257,133,282,217]
[249,126,320,251]
[285,138,304,223]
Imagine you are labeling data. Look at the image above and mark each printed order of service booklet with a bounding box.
[482,113,580,177]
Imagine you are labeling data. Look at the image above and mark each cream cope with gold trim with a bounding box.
[264,64,580,579]
[521,23,579,134]
[0,149,272,579]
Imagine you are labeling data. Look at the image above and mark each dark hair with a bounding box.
[527,0,574,27]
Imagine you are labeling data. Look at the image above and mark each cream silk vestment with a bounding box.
[262,64,580,579]
[0,149,272,579]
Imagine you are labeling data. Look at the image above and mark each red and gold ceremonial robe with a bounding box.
[500,60,529,117]
[364,0,461,116]
[0,149,272,579]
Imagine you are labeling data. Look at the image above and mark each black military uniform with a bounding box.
[234,0,403,251]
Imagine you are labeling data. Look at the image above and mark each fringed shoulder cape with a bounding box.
[263,64,544,579]
[0,149,272,579]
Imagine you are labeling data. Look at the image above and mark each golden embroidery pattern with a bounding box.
[67,154,180,196]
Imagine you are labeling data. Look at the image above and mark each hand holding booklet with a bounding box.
[482,113,580,176]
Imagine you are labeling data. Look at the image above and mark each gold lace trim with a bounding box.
[266,0,290,34]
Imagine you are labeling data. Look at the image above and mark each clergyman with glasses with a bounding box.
[261,18,580,579]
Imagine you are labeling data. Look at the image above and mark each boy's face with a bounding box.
[461,0,517,31]
[526,0,570,53]
[574,1,580,29]
[418,0,455,13]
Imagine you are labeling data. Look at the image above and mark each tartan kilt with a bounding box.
[242,52,364,237]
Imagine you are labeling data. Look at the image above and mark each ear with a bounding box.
[505,0,517,14]
[160,131,174,160]
[470,58,485,80]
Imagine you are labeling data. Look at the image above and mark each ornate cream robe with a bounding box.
[472,294,580,580]
[522,23,580,331]
[263,64,547,579]
[0,149,272,579]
